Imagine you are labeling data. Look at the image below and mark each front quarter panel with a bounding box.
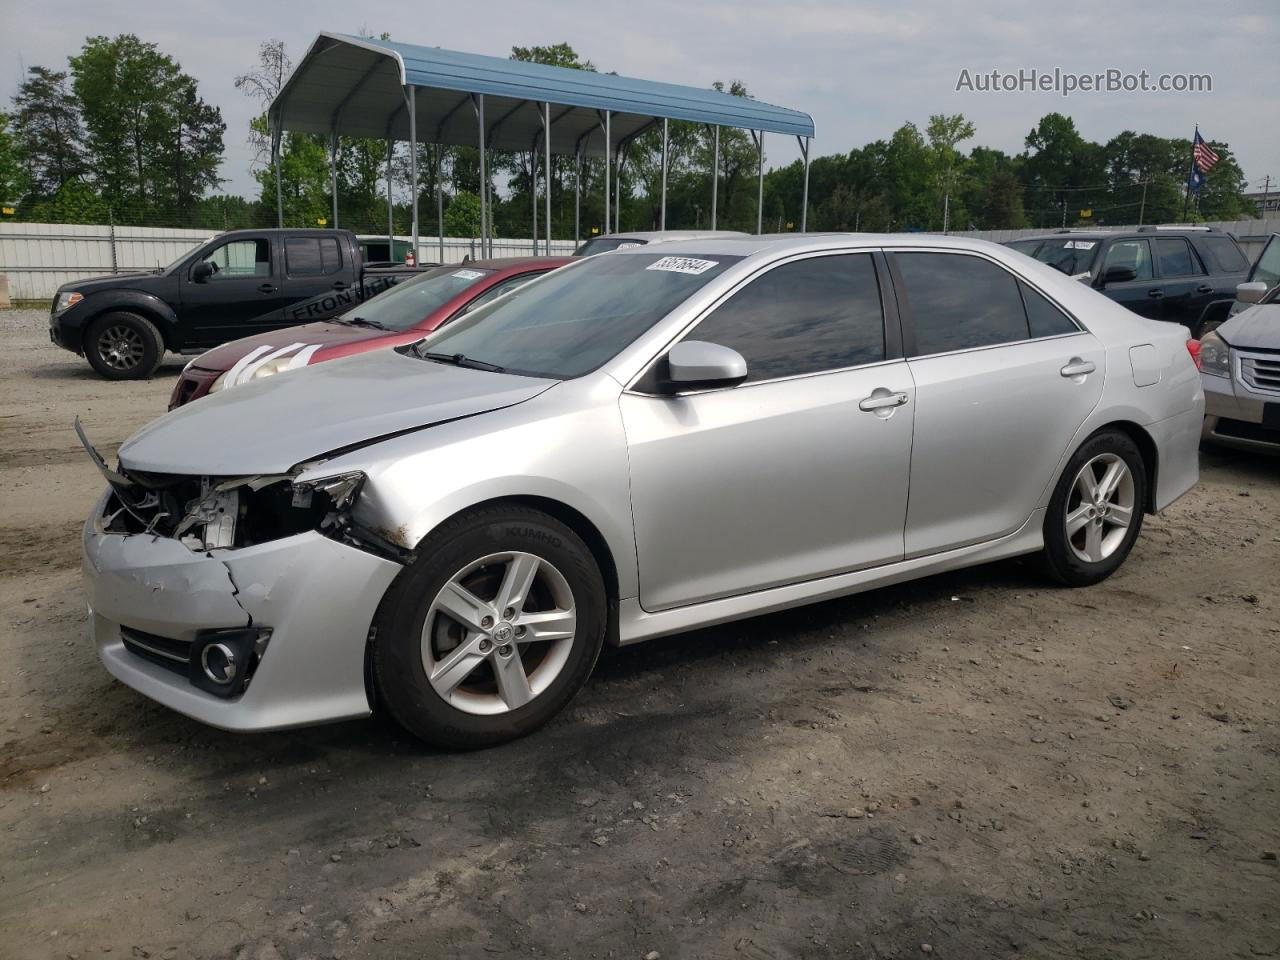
[315,375,640,600]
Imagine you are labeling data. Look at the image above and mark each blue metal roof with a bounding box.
[269,33,814,155]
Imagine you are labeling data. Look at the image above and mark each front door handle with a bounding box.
[257,283,275,294]
[1060,358,1096,379]
[858,390,909,412]
[1147,288,1164,299]
[1196,284,1213,294]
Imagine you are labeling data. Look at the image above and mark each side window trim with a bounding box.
[625,247,903,394]
[886,248,1086,361]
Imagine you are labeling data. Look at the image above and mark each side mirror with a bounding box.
[1236,281,1268,304]
[666,340,747,390]
[1102,265,1137,285]
[191,261,214,283]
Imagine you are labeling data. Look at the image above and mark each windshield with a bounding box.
[1005,240,1042,256]
[344,265,495,331]
[162,239,215,274]
[416,252,743,378]
[1025,238,1100,277]
[573,236,648,256]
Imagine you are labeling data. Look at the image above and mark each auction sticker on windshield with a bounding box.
[1064,241,1096,249]
[452,269,486,280]
[646,256,719,275]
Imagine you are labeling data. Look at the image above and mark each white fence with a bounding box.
[0,222,577,302]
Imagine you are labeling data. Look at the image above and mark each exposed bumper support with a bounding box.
[84,512,403,732]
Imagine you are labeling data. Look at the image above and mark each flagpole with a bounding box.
[1182,123,1197,222]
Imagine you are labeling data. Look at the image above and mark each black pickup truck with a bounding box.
[1006,227,1251,339]
[49,229,428,379]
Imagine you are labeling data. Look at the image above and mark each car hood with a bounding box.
[118,348,556,475]
[1218,303,1280,350]
[190,321,417,372]
[64,272,161,292]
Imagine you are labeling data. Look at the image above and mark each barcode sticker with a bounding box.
[452,269,485,280]
[646,256,719,275]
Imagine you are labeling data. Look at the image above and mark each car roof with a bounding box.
[435,256,573,273]
[609,232,1019,258]
[607,229,749,241]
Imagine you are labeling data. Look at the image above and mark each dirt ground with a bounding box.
[0,307,1277,960]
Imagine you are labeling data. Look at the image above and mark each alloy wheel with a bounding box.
[420,551,577,716]
[1064,453,1135,564]
[98,325,145,372]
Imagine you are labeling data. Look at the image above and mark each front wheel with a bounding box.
[84,311,165,380]
[1041,430,1147,587]
[373,505,607,749]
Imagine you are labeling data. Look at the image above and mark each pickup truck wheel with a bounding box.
[85,312,165,380]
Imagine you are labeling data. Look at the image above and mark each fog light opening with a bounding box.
[201,642,239,686]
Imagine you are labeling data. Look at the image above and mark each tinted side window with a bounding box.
[286,237,341,277]
[320,237,342,274]
[895,253,1029,355]
[1102,239,1153,281]
[1201,235,1249,273]
[1018,281,1078,338]
[1154,237,1201,277]
[689,254,885,381]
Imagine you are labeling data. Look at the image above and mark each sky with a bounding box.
[3,0,1278,201]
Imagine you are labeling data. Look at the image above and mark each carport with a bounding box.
[267,33,816,259]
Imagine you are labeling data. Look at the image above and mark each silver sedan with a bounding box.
[81,235,1204,748]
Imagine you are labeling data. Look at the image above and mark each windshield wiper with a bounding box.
[418,351,506,373]
[335,315,389,330]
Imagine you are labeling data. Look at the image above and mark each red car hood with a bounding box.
[190,321,421,372]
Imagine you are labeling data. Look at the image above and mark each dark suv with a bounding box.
[1006,227,1251,338]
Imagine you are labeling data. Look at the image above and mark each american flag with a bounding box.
[1193,131,1220,173]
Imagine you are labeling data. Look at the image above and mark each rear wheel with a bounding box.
[1041,430,1147,587]
[374,505,607,749]
[85,312,165,380]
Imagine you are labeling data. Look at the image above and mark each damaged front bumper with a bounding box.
[83,496,403,731]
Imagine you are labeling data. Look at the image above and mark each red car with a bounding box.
[169,257,571,408]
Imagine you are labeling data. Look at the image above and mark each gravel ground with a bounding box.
[1,308,1277,960]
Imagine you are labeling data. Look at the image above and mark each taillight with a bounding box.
[1186,338,1202,370]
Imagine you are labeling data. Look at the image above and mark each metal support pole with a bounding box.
[473,94,488,258]
[710,126,720,230]
[603,111,611,236]
[660,118,669,230]
[385,137,394,251]
[753,131,763,235]
[574,149,581,244]
[407,86,418,264]
[615,148,622,233]
[436,144,445,262]
[272,121,284,228]
[330,130,339,228]
[798,135,811,232]
[544,102,552,253]
[531,148,538,255]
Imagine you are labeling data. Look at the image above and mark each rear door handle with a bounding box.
[858,390,909,412]
[1060,358,1096,379]
[1147,288,1164,299]
[257,283,275,294]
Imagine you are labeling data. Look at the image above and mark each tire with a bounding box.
[373,504,607,749]
[1041,429,1148,587]
[84,311,165,380]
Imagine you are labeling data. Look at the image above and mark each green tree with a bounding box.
[70,34,224,222]
[443,190,482,236]
[11,66,86,194]
[926,113,975,232]
[0,112,29,203]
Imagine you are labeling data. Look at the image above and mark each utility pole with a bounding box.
[942,190,950,234]
[1261,175,1272,217]
[1138,176,1148,226]
[1060,199,1067,228]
